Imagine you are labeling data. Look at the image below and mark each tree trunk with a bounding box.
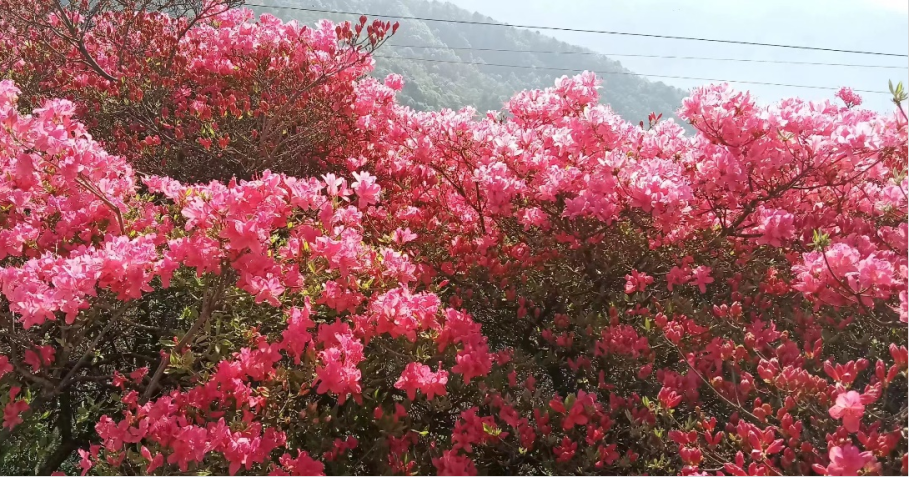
[37,391,81,476]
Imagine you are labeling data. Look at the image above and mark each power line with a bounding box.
[371,54,891,95]
[246,3,909,58]
[384,45,908,69]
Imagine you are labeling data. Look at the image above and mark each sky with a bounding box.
[443,0,909,113]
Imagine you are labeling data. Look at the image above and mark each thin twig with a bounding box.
[75,173,125,232]
[664,337,762,423]
[58,304,134,390]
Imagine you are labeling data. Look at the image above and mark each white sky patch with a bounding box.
[867,0,909,12]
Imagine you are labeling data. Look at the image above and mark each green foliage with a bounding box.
[889,80,907,103]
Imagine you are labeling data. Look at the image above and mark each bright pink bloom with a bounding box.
[433,450,477,476]
[391,227,417,245]
[280,301,315,365]
[351,171,381,208]
[667,266,689,292]
[370,286,440,342]
[314,345,362,403]
[279,451,325,476]
[562,391,596,429]
[140,446,164,474]
[826,444,874,475]
[452,335,493,383]
[317,280,364,314]
[78,449,92,476]
[658,387,683,409]
[754,208,795,247]
[828,390,865,432]
[624,269,654,294]
[111,371,127,389]
[380,248,417,284]
[166,424,208,471]
[835,87,863,108]
[321,173,347,198]
[394,362,449,401]
[247,275,285,307]
[129,367,148,382]
[554,436,578,462]
[3,388,29,430]
[691,266,714,294]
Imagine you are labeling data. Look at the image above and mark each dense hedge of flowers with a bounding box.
[0,2,906,475]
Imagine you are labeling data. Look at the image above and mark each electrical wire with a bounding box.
[372,54,891,94]
[245,3,909,58]
[383,45,907,69]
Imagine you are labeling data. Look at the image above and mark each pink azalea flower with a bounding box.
[394,362,449,401]
[78,449,93,476]
[280,301,315,365]
[828,390,865,432]
[624,269,654,294]
[433,450,477,476]
[667,266,690,292]
[2,388,29,430]
[826,444,874,476]
[140,446,164,474]
[23,349,42,372]
[835,87,863,108]
[351,170,381,209]
[692,266,714,294]
[392,227,417,245]
[279,450,325,476]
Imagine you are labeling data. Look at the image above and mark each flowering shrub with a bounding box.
[0,2,906,476]
[0,0,396,183]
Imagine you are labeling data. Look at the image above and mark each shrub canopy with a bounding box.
[0,2,906,475]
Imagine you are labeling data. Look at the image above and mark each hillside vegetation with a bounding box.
[251,0,689,122]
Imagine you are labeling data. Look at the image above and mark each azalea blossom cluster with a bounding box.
[0,3,906,476]
[0,0,398,183]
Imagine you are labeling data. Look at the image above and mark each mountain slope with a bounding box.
[251,0,690,124]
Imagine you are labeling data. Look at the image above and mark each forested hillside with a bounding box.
[250,0,689,123]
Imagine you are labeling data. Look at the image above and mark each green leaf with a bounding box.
[482,422,501,436]
[565,393,577,409]
[812,229,830,250]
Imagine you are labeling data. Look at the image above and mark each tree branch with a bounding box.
[75,173,125,232]
[58,304,134,390]
[37,390,86,475]
[142,273,227,400]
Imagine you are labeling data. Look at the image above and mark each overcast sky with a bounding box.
[442,0,909,113]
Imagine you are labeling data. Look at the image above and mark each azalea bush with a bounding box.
[0,0,396,183]
[0,1,907,476]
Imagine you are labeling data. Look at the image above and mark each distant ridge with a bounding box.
[251,0,691,125]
